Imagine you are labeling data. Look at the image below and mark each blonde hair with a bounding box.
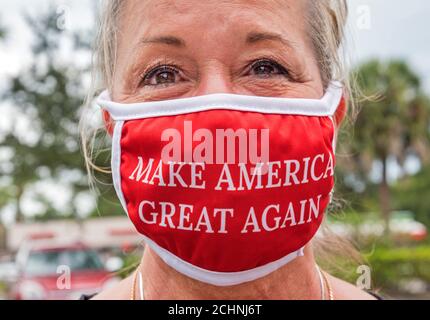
[80,0,362,275]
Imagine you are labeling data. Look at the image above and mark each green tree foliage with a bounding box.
[338,60,430,224]
[0,9,94,221]
[393,164,430,227]
[0,21,5,39]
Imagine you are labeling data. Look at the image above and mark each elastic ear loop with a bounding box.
[332,95,347,131]
[103,110,114,136]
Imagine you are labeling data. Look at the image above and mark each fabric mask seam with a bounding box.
[328,116,337,204]
[107,106,337,121]
[112,120,129,217]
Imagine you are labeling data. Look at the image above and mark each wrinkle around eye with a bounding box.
[121,56,196,95]
[236,77,313,98]
[116,81,195,103]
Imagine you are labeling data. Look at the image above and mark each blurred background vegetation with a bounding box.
[0,4,429,299]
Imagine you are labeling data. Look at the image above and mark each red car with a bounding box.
[11,242,120,300]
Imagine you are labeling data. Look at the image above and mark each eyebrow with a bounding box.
[246,31,296,49]
[140,35,186,47]
[138,31,295,49]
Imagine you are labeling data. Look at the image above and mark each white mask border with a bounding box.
[98,81,343,121]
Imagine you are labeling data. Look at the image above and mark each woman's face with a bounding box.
[112,0,324,103]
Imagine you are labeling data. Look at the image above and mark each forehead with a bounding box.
[118,0,309,46]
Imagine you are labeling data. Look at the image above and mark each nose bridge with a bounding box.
[189,10,239,96]
[195,61,235,96]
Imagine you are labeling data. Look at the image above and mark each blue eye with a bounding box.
[141,65,180,87]
[249,59,289,78]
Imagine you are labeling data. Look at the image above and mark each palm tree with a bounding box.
[345,60,430,227]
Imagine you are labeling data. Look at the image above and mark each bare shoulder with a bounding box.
[328,274,378,300]
[91,275,133,300]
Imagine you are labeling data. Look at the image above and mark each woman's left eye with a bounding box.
[247,59,289,78]
[141,65,181,87]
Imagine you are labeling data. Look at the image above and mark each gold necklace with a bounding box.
[316,265,334,300]
[130,269,138,300]
[321,268,334,300]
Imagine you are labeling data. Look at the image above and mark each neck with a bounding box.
[138,246,322,300]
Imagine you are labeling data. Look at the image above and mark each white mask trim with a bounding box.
[98,81,343,121]
[142,234,305,287]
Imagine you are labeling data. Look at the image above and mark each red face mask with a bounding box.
[98,82,343,286]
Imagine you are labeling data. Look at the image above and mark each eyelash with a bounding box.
[140,62,180,87]
[247,58,290,78]
[139,58,291,88]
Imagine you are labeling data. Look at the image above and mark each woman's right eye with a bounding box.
[140,65,182,87]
